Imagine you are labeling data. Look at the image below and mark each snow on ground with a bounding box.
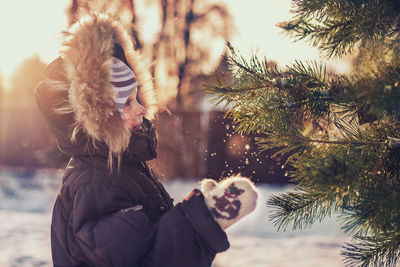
[0,168,351,267]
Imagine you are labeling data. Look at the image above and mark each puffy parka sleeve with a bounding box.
[70,183,229,267]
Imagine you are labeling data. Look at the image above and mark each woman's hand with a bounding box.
[200,175,258,230]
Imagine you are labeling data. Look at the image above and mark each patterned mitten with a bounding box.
[200,175,258,230]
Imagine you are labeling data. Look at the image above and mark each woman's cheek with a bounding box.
[122,107,131,120]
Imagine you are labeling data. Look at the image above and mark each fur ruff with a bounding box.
[48,13,157,164]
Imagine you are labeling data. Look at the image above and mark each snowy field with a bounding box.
[0,168,351,267]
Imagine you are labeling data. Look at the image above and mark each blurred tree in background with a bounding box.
[145,0,232,110]
[7,55,46,108]
[0,54,61,168]
[207,0,400,266]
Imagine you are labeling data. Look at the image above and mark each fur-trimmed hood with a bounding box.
[45,13,157,163]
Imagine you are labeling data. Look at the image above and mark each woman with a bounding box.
[35,13,257,267]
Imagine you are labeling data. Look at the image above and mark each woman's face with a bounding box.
[122,87,145,129]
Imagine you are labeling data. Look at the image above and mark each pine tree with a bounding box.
[206,1,400,266]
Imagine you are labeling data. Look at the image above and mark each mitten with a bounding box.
[200,175,258,230]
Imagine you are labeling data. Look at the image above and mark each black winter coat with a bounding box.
[35,50,229,267]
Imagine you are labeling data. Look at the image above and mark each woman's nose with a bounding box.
[135,103,145,116]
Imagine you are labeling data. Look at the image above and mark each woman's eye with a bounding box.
[125,99,132,107]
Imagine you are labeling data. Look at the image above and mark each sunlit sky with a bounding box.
[0,0,351,89]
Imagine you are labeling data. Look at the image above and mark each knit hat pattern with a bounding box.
[111,56,138,116]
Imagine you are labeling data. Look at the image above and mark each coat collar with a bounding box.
[65,118,158,164]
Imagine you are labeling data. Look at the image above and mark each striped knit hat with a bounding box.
[110,56,138,116]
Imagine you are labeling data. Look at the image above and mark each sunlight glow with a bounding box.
[0,0,69,89]
[0,0,351,91]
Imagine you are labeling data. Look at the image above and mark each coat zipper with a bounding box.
[140,162,172,209]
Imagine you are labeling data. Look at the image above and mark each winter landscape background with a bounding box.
[0,168,351,267]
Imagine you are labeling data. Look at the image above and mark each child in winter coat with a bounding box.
[34,13,257,267]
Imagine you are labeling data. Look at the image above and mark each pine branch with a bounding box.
[342,232,400,267]
[307,138,367,145]
[216,85,270,93]
[268,190,337,231]
[280,0,400,57]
